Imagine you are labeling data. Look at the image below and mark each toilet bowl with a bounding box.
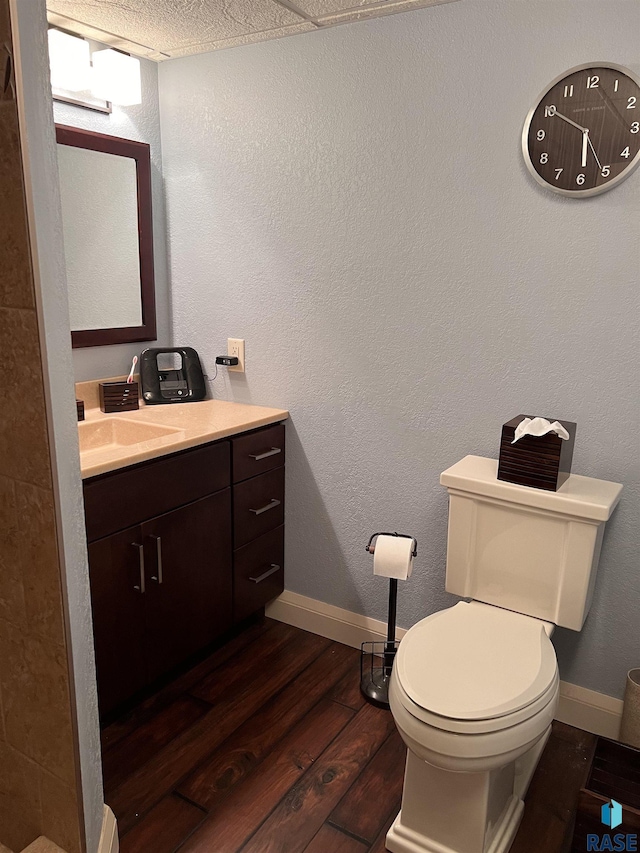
[386,601,560,853]
[391,601,559,770]
[386,456,622,853]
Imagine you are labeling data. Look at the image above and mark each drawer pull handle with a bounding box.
[249,498,281,516]
[249,564,281,584]
[132,543,145,593]
[249,447,282,461]
[150,535,163,584]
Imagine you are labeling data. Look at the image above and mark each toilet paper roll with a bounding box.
[373,535,414,580]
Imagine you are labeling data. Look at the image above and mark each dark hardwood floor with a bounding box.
[101,618,597,853]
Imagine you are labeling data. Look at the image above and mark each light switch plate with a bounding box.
[227,338,245,372]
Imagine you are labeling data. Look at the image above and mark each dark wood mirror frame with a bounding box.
[56,124,157,348]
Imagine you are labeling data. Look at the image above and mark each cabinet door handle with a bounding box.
[249,498,281,516]
[248,447,282,461]
[150,535,163,584]
[249,564,281,584]
[132,543,146,593]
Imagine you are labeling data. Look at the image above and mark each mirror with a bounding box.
[56,124,157,348]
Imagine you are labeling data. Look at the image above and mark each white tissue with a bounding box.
[373,535,414,580]
[511,417,570,444]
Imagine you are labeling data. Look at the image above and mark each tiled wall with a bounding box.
[0,4,83,852]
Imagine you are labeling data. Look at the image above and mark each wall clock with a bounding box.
[522,62,640,197]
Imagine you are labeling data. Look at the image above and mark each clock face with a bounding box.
[522,63,640,197]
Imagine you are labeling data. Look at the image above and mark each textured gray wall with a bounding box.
[54,58,171,382]
[159,0,640,700]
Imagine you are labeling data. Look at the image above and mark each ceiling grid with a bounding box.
[47,0,459,60]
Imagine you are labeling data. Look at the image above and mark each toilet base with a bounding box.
[386,796,523,853]
[386,728,551,853]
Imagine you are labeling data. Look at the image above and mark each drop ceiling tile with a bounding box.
[47,11,156,57]
[298,0,458,23]
[288,0,375,16]
[165,22,317,59]
[47,0,306,54]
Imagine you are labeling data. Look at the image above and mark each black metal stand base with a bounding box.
[360,671,393,708]
[360,577,399,710]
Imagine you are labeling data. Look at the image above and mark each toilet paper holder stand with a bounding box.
[361,532,418,709]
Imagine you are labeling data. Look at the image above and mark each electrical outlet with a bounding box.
[227,338,245,373]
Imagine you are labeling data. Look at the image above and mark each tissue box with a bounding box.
[99,381,139,413]
[497,414,576,491]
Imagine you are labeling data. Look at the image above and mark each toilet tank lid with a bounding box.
[396,602,558,721]
[440,456,622,522]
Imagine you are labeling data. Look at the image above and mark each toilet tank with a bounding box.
[440,456,622,631]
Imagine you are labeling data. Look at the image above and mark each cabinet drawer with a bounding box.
[233,466,285,548]
[84,440,230,542]
[233,525,284,624]
[232,423,285,483]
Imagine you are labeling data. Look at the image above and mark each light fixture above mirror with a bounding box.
[47,28,142,110]
[91,48,142,106]
[48,28,91,91]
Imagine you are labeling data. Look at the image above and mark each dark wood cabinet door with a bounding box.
[142,490,233,683]
[87,526,148,715]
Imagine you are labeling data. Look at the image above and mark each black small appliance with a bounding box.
[140,347,206,404]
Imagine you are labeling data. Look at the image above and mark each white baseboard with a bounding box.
[266,590,623,741]
[267,589,409,648]
[555,681,623,741]
[98,806,118,853]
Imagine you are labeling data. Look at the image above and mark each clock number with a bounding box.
[545,105,556,117]
[614,79,619,92]
[537,129,545,141]
[554,168,563,180]
[540,153,549,164]
[621,146,631,158]
[586,75,599,88]
[601,166,611,177]
[631,122,640,134]
[576,174,586,185]
[627,97,637,109]
[563,84,574,98]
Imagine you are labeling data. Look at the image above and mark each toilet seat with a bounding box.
[393,667,559,735]
[395,601,558,733]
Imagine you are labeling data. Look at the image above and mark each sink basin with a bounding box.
[78,418,183,453]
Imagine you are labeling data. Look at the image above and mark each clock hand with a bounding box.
[581,131,588,168]
[553,110,588,134]
[586,132,603,170]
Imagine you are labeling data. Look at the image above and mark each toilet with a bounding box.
[387,455,622,853]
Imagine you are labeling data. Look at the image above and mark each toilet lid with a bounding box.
[396,602,557,721]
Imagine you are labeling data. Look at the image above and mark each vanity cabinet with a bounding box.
[83,423,285,716]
